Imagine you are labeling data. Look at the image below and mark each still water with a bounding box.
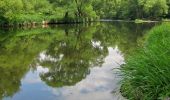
[0,22,157,100]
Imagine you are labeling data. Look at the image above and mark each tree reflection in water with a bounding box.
[38,25,108,87]
[0,22,157,100]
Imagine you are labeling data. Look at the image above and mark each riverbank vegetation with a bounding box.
[121,23,170,100]
[1,0,170,25]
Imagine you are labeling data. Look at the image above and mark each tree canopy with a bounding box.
[0,0,170,23]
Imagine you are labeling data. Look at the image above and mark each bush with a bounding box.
[135,19,145,23]
[121,23,170,100]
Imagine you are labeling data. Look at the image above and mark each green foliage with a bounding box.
[121,23,170,100]
[0,0,100,24]
[0,0,23,23]
[118,0,168,19]
[92,0,169,19]
[93,0,122,18]
[1,0,170,24]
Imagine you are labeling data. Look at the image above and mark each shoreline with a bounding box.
[100,19,160,23]
[0,19,168,29]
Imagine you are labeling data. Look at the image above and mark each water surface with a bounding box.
[0,22,157,100]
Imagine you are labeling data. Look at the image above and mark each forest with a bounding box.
[1,0,170,24]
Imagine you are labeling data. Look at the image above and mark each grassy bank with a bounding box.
[134,19,159,23]
[121,23,170,100]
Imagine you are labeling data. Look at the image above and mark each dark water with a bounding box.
[0,22,157,100]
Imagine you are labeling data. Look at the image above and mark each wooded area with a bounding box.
[1,0,170,24]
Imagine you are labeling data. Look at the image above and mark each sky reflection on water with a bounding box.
[4,47,124,100]
[1,22,156,100]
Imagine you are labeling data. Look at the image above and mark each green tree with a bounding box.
[0,0,23,22]
[93,0,122,18]
[122,0,168,19]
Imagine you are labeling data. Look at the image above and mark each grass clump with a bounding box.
[121,23,170,100]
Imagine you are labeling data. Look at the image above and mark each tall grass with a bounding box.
[121,23,170,100]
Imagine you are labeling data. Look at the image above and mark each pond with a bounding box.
[0,22,157,100]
